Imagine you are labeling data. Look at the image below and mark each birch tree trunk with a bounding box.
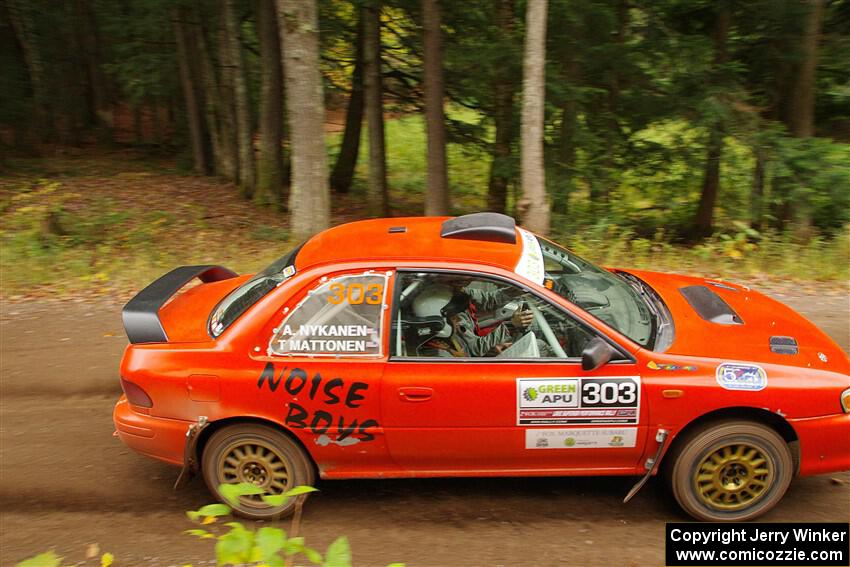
[256,0,284,208]
[224,0,256,197]
[518,0,549,233]
[278,0,330,238]
[422,0,449,216]
[364,0,389,216]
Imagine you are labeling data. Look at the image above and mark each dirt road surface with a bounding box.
[2,291,848,566]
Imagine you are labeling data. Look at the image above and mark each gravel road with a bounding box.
[1,290,848,566]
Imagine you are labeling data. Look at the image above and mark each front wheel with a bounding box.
[202,423,315,520]
[666,420,793,522]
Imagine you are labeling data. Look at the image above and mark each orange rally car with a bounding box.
[114,213,850,521]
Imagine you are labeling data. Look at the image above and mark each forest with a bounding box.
[1,0,849,293]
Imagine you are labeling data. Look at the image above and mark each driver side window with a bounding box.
[392,272,600,359]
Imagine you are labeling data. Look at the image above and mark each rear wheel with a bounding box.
[202,424,315,520]
[666,420,793,521]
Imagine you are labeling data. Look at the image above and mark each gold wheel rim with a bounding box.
[693,442,773,511]
[218,440,291,507]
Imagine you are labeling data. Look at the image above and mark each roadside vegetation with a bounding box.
[16,483,403,566]
[1,126,847,301]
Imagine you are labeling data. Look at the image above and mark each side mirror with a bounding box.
[581,337,616,371]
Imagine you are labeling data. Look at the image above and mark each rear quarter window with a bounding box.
[268,272,388,357]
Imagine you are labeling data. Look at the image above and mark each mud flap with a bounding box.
[174,416,209,490]
[623,428,668,504]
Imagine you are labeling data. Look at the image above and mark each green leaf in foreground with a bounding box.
[196,503,231,518]
[260,494,289,507]
[323,536,352,567]
[255,526,286,559]
[215,524,254,565]
[282,485,319,497]
[303,546,324,564]
[219,482,264,507]
[184,529,215,539]
[15,552,62,567]
[260,484,319,507]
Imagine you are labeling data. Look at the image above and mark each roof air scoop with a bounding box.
[440,212,517,244]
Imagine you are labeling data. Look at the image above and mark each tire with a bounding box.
[202,423,315,520]
[666,420,793,522]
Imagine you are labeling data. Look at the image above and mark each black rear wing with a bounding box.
[123,265,238,344]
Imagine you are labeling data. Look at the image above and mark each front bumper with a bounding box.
[113,395,192,466]
[791,412,850,476]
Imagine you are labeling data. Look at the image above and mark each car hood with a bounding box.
[620,269,849,372]
[157,274,251,343]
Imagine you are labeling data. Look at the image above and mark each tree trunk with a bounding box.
[487,0,517,215]
[690,3,729,239]
[363,0,389,217]
[788,0,824,236]
[596,0,627,208]
[6,0,52,142]
[422,0,450,216]
[488,83,515,215]
[173,8,209,174]
[789,0,824,139]
[692,127,723,237]
[218,14,241,181]
[151,99,163,146]
[74,0,107,129]
[255,0,284,208]
[196,17,233,179]
[552,48,578,215]
[224,0,256,197]
[278,0,330,238]
[750,146,765,231]
[330,10,365,195]
[518,0,550,234]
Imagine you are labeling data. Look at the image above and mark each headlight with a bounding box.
[842,388,850,413]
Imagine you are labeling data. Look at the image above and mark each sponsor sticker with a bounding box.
[514,228,545,285]
[517,377,640,425]
[716,363,767,391]
[525,428,638,449]
[647,360,697,372]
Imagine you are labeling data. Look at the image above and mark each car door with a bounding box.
[380,269,647,474]
[245,268,398,477]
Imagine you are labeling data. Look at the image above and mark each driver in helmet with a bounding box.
[411,285,514,357]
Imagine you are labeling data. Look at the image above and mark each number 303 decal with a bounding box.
[582,380,638,406]
[328,283,384,305]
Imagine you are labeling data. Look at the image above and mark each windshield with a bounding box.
[208,243,303,337]
[535,237,655,347]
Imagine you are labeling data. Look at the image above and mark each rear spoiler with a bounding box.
[123,265,238,344]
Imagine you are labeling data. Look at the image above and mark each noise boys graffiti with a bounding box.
[257,362,379,443]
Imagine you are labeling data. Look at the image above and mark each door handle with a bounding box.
[398,387,433,402]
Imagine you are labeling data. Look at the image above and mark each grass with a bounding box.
[1,118,848,300]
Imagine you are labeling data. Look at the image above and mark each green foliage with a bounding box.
[16,483,402,566]
[15,552,62,567]
[15,550,115,567]
[181,483,400,567]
